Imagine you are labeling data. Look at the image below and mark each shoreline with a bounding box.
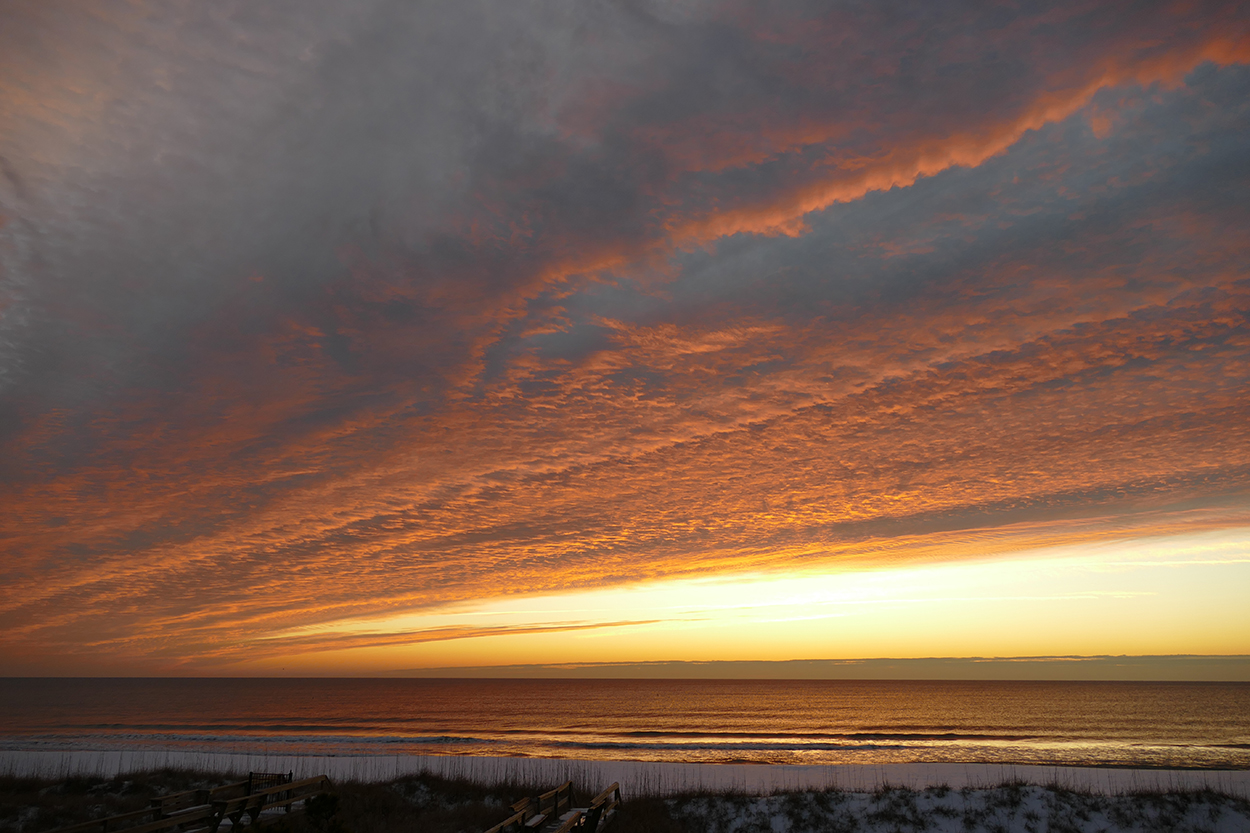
[3,750,1248,798]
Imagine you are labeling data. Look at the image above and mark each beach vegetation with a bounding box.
[5,768,1250,833]
[0,769,242,833]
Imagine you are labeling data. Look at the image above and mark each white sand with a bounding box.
[666,786,1250,833]
[3,750,1247,799]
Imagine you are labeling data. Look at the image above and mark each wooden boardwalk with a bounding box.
[483,781,621,833]
[43,773,334,833]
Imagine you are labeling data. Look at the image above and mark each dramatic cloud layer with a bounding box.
[1,0,1248,672]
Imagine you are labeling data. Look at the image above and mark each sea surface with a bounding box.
[1,679,1247,770]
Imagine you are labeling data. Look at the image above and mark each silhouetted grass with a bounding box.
[1,769,589,833]
[0,769,240,833]
[6,769,1250,833]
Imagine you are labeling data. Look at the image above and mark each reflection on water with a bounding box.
[1,679,1247,768]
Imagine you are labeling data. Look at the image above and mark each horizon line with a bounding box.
[6,654,1248,681]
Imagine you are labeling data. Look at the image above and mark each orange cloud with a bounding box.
[2,1,1249,673]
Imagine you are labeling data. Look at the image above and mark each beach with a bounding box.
[3,751,1250,833]
[4,749,1249,798]
[5,679,1248,829]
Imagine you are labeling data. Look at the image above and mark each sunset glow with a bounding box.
[240,527,1250,674]
[1,1,1248,677]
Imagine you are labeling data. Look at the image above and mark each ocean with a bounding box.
[1,679,1247,770]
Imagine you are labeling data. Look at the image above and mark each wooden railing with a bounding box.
[483,781,620,833]
[43,774,330,833]
[210,775,332,833]
[556,783,621,833]
[46,781,251,833]
[153,780,252,818]
[483,781,574,833]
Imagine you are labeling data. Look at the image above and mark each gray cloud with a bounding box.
[1,0,1248,670]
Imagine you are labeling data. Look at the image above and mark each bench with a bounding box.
[209,775,333,832]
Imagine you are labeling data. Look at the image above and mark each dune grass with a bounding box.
[621,780,1250,833]
[5,768,1250,833]
[0,769,242,833]
[0,769,591,833]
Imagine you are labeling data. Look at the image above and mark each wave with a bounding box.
[612,730,1035,742]
[33,724,1040,744]
[0,728,1030,751]
[3,733,1246,770]
[1,733,496,749]
[542,739,910,752]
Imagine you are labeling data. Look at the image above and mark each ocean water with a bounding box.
[1,679,1247,770]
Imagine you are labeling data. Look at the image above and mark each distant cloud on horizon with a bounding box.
[374,655,1250,682]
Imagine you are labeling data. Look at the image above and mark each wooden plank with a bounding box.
[262,808,304,825]
[482,809,527,833]
[585,802,609,833]
[213,775,329,814]
[510,780,571,815]
[249,775,329,798]
[588,784,620,807]
[549,810,584,833]
[153,781,247,817]
[45,776,313,833]
[105,805,217,833]
[46,807,160,833]
[235,792,314,815]
[155,781,247,812]
[491,781,581,833]
[212,783,249,797]
[546,781,572,801]
[554,782,572,815]
[251,807,304,829]
[246,773,291,796]
[153,792,207,815]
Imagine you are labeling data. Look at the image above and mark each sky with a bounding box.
[1,0,1248,677]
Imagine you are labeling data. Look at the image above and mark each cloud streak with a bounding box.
[1,0,1248,671]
